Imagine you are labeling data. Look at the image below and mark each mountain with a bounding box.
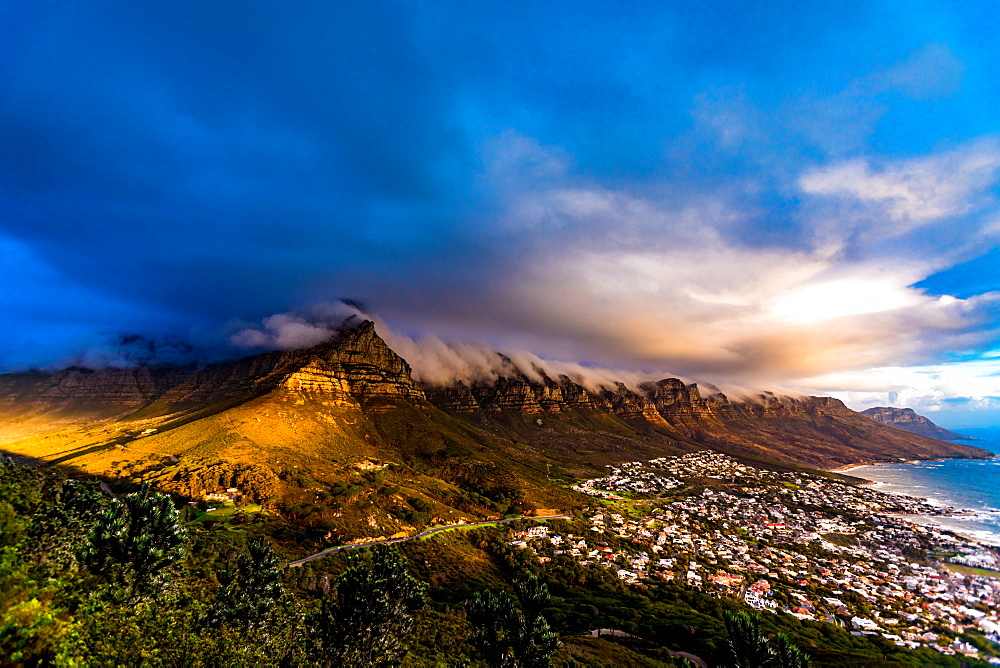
[426,374,990,469]
[860,406,973,441]
[0,320,991,540]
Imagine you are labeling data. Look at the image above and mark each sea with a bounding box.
[846,427,1000,547]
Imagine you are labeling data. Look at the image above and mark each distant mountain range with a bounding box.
[860,406,973,441]
[0,319,991,537]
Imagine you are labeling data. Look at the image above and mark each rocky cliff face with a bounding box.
[424,372,715,429]
[0,321,991,470]
[860,407,971,441]
[641,379,723,429]
[0,366,190,412]
[314,321,425,400]
[0,320,422,420]
[594,383,672,425]
[418,371,992,467]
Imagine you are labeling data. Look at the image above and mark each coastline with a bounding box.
[886,512,1000,550]
[828,463,874,474]
[836,455,1000,549]
[827,453,997,475]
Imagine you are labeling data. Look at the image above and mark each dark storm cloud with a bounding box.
[0,2,478,314]
[2,1,1000,410]
[0,2,869,314]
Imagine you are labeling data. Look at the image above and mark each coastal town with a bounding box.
[507,452,1000,662]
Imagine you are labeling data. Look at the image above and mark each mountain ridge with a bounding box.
[0,320,992,541]
[860,406,973,441]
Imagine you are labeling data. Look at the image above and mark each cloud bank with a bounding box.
[228,304,675,393]
[421,133,1000,390]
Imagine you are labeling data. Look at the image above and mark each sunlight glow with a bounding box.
[768,278,923,324]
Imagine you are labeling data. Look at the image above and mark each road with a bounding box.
[286,514,573,567]
[587,630,707,667]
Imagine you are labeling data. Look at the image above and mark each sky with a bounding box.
[2,1,999,427]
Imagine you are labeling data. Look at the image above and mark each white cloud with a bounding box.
[766,275,925,324]
[455,132,1000,390]
[502,240,991,383]
[800,139,1000,232]
[800,356,1000,418]
[229,303,366,350]
[878,43,965,101]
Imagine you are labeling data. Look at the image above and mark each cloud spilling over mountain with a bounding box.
[55,333,199,370]
[370,134,999,388]
[228,304,678,393]
[229,303,369,352]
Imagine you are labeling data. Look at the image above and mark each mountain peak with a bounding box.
[860,406,972,441]
[272,318,424,401]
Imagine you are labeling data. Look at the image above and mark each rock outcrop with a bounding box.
[861,407,972,441]
[416,367,992,468]
[314,320,425,400]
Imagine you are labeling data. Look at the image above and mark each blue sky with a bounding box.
[1,1,999,426]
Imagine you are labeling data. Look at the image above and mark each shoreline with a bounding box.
[828,463,874,474]
[886,512,1000,550]
[837,457,1000,549]
[827,456,993,474]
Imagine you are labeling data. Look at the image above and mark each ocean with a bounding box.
[847,427,1000,547]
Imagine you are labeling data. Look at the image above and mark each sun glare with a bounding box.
[768,278,922,324]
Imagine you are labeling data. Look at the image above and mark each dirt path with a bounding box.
[587,629,708,667]
[286,514,573,567]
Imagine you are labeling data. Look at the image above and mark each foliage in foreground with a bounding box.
[467,574,562,667]
[308,545,428,666]
[724,611,810,668]
[0,461,436,666]
[0,460,980,667]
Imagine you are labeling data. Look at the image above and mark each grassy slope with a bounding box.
[0,386,608,546]
[1,363,987,549]
[0,379,911,542]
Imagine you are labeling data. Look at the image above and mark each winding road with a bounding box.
[286,514,573,567]
[587,630,708,667]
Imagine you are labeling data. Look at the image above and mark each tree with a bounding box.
[309,546,427,667]
[0,458,44,547]
[724,612,774,668]
[723,612,811,668]
[27,479,107,569]
[207,536,285,630]
[773,633,811,668]
[467,575,562,667]
[79,482,187,602]
[467,588,518,667]
[512,576,562,666]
